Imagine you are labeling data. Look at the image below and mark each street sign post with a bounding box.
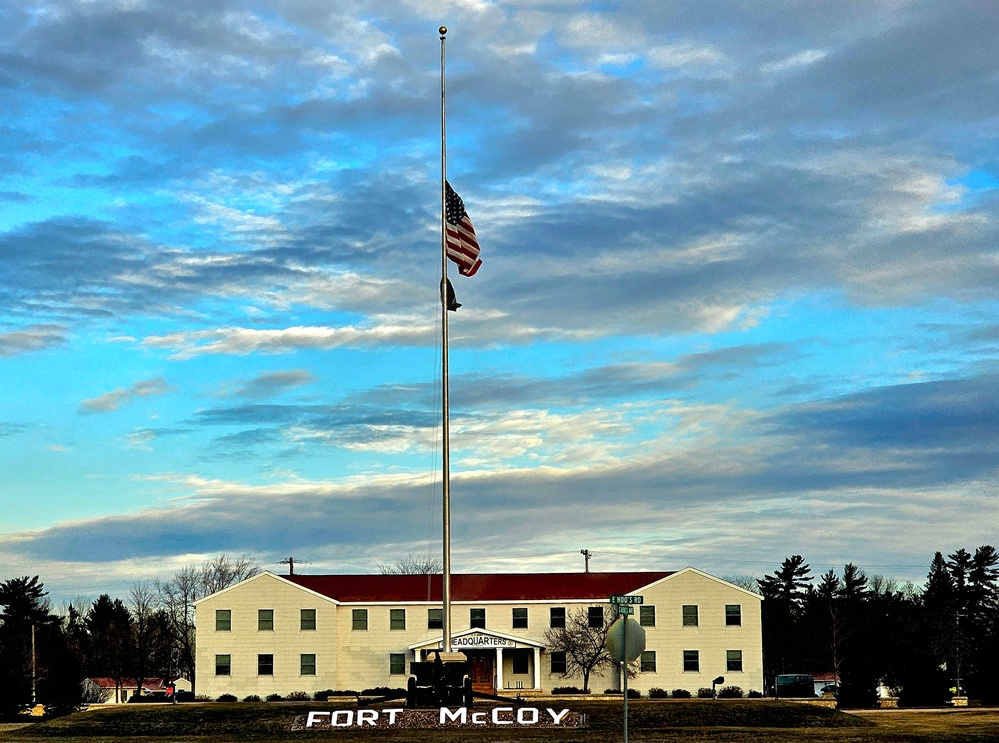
[606,615,646,743]
[609,594,644,605]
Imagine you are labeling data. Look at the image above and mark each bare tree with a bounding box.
[128,581,156,700]
[724,575,762,594]
[154,554,260,693]
[200,554,260,595]
[544,604,623,692]
[378,553,443,575]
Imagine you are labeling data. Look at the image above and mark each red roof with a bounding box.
[283,572,673,603]
[88,677,169,691]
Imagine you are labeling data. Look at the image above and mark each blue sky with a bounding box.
[1,0,997,602]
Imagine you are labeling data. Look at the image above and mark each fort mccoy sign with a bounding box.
[293,706,585,731]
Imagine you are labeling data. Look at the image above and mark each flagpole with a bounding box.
[439,24,452,655]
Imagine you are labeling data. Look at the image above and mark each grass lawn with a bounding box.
[2,700,998,742]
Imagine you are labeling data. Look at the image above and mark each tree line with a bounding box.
[0,555,257,715]
[759,546,999,706]
[4,548,998,713]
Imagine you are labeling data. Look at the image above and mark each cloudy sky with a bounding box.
[2,0,997,603]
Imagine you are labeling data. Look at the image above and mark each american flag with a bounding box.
[445,181,481,277]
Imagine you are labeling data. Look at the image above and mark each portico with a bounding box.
[411,629,545,693]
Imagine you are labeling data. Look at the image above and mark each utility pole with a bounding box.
[580,549,592,573]
[278,557,308,576]
[31,624,36,707]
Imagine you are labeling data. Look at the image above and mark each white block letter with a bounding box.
[331,710,354,727]
[384,708,403,725]
[547,708,570,725]
[517,707,539,724]
[306,711,329,728]
[357,709,377,726]
[492,707,513,725]
[440,707,467,724]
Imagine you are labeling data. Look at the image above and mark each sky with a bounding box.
[1,0,997,604]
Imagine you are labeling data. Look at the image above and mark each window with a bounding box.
[682,605,698,627]
[352,608,368,631]
[550,651,567,675]
[390,608,406,630]
[639,605,656,627]
[301,653,316,676]
[258,609,274,631]
[215,609,231,631]
[512,649,530,675]
[726,605,742,626]
[683,650,699,672]
[428,608,443,630]
[390,653,406,675]
[550,607,566,628]
[588,606,604,628]
[470,608,486,629]
[215,654,231,676]
[640,650,657,673]
[512,608,528,629]
[258,654,274,675]
[301,608,316,631]
[727,650,743,672]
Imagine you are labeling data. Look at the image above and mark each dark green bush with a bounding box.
[265,693,284,702]
[243,695,261,702]
[648,687,668,699]
[216,694,237,703]
[718,686,743,698]
[672,688,692,698]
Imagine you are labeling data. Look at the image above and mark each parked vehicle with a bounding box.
[776,674,816,698]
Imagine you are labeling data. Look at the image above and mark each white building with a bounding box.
[194,568,762,699]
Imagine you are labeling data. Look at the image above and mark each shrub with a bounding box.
[747,690,763,698]
[361,687,406,697]
[552,686,589,694]
[671,689,692,699]
[313,690,334,701]
[243,695,261,703]
[194,695,213,702]
[216,694,237,703]
[627,688,641,698]
[604,689,621,695]
[718,686,743,699]
[697,687,715,698]
[328,690,359,697]
[286,691,310,701]
[648,687,668,699]
[265,693,284,702]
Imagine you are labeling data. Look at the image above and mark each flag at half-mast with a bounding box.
[445,181,482,277]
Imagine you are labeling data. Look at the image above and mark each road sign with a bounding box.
[606,617,646,662]
[609,594,644,605]
[617,605,634,615]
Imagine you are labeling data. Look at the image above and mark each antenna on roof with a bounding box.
[580,549,592,573]
[278,557,309,576]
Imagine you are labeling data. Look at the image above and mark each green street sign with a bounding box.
[609,594,644,605]
[618,605,634,615]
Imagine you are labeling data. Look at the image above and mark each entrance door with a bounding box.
[468,654,494,694]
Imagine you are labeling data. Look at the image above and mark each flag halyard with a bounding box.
[445,181,482,277]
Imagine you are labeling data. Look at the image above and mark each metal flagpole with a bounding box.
[439,24,452,654]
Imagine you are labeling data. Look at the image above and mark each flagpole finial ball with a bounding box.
[439,26,447,36]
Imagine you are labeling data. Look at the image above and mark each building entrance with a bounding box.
[467,653,494,693]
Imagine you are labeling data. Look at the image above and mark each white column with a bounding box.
[533,647,540,690]
[495,647,503,691]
